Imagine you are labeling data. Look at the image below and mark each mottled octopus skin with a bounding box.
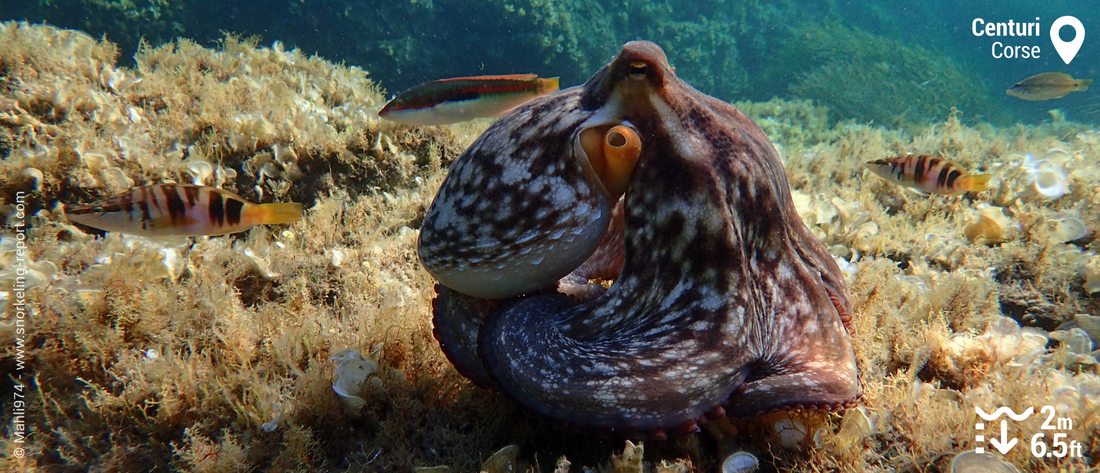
[418,41,861,433]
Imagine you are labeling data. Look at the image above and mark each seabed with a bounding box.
[0,23,1097,472]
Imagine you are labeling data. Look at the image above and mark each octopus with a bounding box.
[417,41,861,436]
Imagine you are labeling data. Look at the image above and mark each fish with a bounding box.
[66,184,303,237]
[865,154,991,194]
[1006,72,1092,101]
[378,74,560,125]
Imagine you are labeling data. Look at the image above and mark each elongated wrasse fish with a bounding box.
[1007,72,1092,101]
[379,74,559,126]
[865,155,991,194]
[66,184,303,236]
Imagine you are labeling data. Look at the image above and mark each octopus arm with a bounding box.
[431,285,498,388]
[478,294,755,431]
[726,228,862,416]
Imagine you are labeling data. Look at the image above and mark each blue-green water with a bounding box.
[4,0,1098,126]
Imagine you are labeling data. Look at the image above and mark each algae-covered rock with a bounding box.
[0,21,462,218]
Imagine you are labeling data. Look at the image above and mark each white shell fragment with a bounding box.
[721,451,759,473]
[331,349,379,410]
[1049,327,1093,354]
[838,406,874,438]
[949,450,1020,473]
[240,247,280,280]
[1072,314,1100,344]
[1050,217,1089,243]
[1031,165,1068,200]
[480,445,519,473]
[328,247,347,268]
[111,236,187,281]
[1020,154,1068,200]
[186,160,215,185]
[773,417,808,448]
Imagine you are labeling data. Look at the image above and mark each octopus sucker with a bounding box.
[419,40,860,434]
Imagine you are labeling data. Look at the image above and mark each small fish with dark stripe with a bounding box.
[865,154,991,194]
[66,184,303,236]
[379,74,560,126]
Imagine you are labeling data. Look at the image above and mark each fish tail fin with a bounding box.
[959,174,992,192]
[1079,79,1093,91]
[542,77,560,93]
[251,202,303,225]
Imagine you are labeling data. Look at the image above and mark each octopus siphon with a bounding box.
[418,41,861,436]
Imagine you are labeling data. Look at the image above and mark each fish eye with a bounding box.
[629,61,648,78]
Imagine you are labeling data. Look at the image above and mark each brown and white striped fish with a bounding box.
[865,154,991,194]
[66,184,302,236]
[379,74,560,126]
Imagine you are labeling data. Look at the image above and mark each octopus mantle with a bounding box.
[418,41,861,434]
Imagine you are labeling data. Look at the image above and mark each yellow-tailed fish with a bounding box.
[1007,72,1092,101]
[379,74,559,125]
[66,184,302,236]
[865,155,991,194]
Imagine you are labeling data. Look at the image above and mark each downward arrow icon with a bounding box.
[988,420,1018,454]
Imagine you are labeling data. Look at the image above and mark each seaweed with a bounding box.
[782,23,1009,127]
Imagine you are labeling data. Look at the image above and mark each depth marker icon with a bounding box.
[974,407,1033,455]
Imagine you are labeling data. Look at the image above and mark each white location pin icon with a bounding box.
[1050,16,1085,64]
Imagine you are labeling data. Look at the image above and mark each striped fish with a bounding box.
[66,184,302,236]
[865,155,991,194]
[379,74,559,126]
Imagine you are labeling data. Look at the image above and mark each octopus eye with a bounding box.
[629,61,648,78]
[94,206,105,214]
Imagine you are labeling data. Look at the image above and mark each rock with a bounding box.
[998,283,1063,330]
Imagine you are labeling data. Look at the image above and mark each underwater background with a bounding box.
[1,0,1098,472]
[5,0,1100,126]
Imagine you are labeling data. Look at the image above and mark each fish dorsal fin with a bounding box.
[434,74,539,83]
